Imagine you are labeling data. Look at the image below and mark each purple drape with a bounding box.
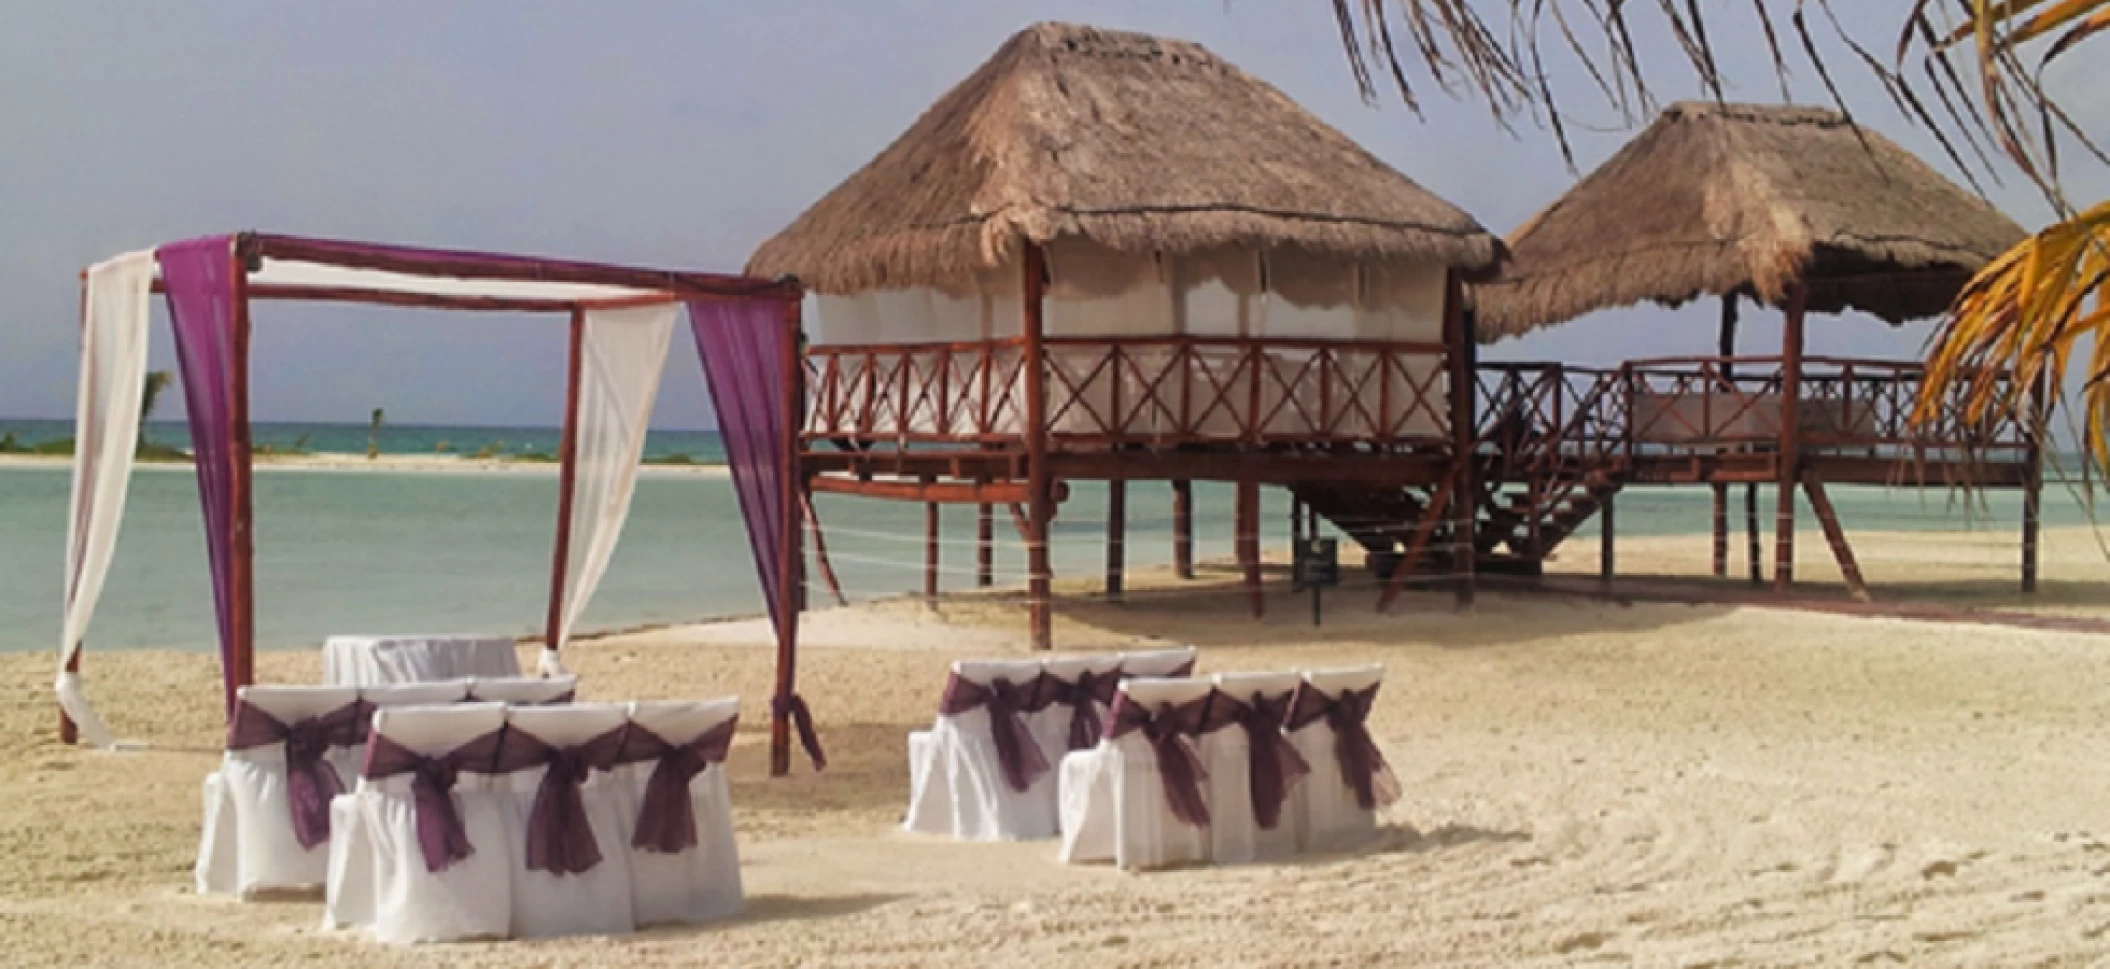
[159,236,241,713]
[688,300,822,769]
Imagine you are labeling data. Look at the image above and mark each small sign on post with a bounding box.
[1293,537,1340,627]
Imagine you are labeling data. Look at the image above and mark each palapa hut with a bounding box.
[1469,101,2036,599]
[751,22,1503,645]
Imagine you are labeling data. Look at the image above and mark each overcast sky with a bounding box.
[3,2,2101,428]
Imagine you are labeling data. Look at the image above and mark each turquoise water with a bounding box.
[0,419,727,463]
[0,421,2089,655]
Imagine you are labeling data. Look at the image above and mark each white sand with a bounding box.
[6,528,2110,966]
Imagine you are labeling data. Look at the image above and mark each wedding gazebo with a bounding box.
[59,233,821,775]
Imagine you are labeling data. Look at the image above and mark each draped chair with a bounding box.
[1285,666,1399,852]
[1116,646,1197,679]
[618,699,743,926]
[1058,677,1217,870]
[197,685,362,897]
[327,681,472,787]
[494,703,635,939]
[1202,672,1309,864]
[1028,654,1123,763]
[904,659,1056,840]
[325,703,513,943]
[467,675,578,705]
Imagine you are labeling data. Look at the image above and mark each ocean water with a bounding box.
[0,419,726,463]
[0,421,2090,656]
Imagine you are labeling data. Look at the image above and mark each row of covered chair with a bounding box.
[905,647,1196,841]
[324,699,742,942]
[1058,665,1398,871]
[197,677,579,898]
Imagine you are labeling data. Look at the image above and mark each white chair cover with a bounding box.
[325,681,470,784]
[467,675,578,705]
[323,635,520,686]
[1059,677,1215,870]
[197,685,360,897]
[1117,646,1197,678]
[326,703,512,943]
[904,659,1055,841]
[621,699,744,926]
[498,704,635,939]
[1029,654,1122,761]
[1288,665,1394,852]
[1204,672,1306,863]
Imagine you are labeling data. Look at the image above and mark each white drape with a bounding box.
[58,250,156,749]
[544,303,677,674]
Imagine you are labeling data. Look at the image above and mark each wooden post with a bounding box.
[227,245,257,716]
[1377,479,1454,611]
[1745,483,1762,584]
[1172,479,1195,579]
[60,276,86,744]
[1236,479,1264,618]
[2023,371,2048,594]
[1105,479,1126,601]
[976,502,994,588]
[543,309,586,667]
[1446,270,1476,607]
[771,296,806,776]
[1773,282,1807,592]
[1599,492,1615,584]
[1022,244,1053,651]
[1802,476,1870,601]
[1710,485,1729,577]
[923,498,940,608]
[1713,295,1738,579]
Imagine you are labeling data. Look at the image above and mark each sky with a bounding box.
[2,1,2102,429]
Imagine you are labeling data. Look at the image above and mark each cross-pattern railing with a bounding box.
[802,337,1452,448]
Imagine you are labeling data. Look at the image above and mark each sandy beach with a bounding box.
[5,527,2110,967]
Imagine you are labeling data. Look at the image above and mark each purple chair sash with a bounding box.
[1287,683,1396,811]
[939,672,1048,793]
[494,726,629,876]
[1218,688,1311,831]
[1030,667,1123,752]
[1106,692,1213,828]
[616,717,738,854]
[361,729,508,873]
[225,698,366,850]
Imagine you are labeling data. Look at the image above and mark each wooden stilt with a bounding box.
[1446,270,1476,607]
[543,308,586,665]
[1022,245,1053,651]
[1773,282,1807,593]
[1377,478,1455,611]
[1172,479,1194,580]
[923,499,940,608]
[1600,492,1616,585]
[1711,484,1729,577]
[1237,479,1263,618]
[1801,476,1870,602]
[800,490,847,607]
[976,502,994,588]
[1745,483,1762,585]
[1105,479,1126,601]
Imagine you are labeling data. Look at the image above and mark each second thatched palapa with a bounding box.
[748,21,1501,293]
[1475,101,2025,340]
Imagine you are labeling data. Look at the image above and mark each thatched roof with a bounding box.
[748,22,1500,294]
[1474,101,2027,341]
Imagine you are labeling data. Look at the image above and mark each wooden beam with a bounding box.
[807,475,1031,505]
[1600,492,1616,585]
[249,232,799,301]
[1745,483,1762,585]
[923,499,940,608]
[1446,270,1476,607]
[976,502,994,588]
[1711,484,1730,577]
[1023,244,1053,651]
[1801,476,1870,602]
[1236,480,1264,618]
[1173,479,1194,579]
[543,309,586,666]
[1105,479,1126,602]
[771,296,806,776]
[1377,478,1455,611]
[1774,282,1807,593]
[228,247,257,716]
[60,277,85,744]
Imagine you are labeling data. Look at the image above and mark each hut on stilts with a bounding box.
[1470,102,2037,599]
[748,22,1503,647]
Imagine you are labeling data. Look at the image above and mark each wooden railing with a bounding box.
[802,337,1452,448]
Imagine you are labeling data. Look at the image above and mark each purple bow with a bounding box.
[495,726,629,876]
[1107,692,1212,828]
[361,729,507,873]
[225,699,366,850]
[1288,684,1397,811]
[1223,689,1311,830]
[1029,668,1122,751]
[618,718,738,854]
[939,673,1049,793]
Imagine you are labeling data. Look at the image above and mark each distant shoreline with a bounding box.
[0,453,731,478]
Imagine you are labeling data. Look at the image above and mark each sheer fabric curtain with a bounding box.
[545,304,677,674]
[57,250,157,748]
